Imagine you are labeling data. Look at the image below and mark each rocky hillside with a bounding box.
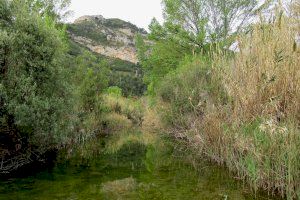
[66,15,147,97]
[67,15,147,63]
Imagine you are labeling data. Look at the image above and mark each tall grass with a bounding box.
[219,13,300,198]
[221,15,300,123]
[102,94,144,126]
[157,8,300,199]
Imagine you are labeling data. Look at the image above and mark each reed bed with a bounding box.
[158,11,300,199]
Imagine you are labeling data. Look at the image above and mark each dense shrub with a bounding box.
[158,56,226,127]
[0,1,72,155]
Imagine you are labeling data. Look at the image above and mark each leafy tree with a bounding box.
[26,0,71,21]
[136,0,274,95]
[74,51,109,112]
[162,0,259,41]
[136,19,196,95]
[64,51,110,140]
[0,0,72,157]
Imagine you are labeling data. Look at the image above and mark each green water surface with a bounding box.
[0,135,279,200]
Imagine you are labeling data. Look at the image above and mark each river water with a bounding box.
[0,132,280,200]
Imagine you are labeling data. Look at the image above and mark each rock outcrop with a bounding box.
[68,15,147,63]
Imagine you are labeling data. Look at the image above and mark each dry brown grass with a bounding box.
[212,13,300,198]
[141,99,163,134]
[221,16,300,123]
[104,113,133,132]
[158,8,300,199]
[103,94,144,126]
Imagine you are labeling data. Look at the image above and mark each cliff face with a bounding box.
[68,15,147,63]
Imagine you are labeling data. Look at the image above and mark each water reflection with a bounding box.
[0,135,279,200]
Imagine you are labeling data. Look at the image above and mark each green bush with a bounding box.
[106,86,122,97]
[158,55,226,126]
[0,0,72,153]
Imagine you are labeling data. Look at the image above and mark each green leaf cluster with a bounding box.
[0,0,71,150]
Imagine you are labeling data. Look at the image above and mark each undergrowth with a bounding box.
[157,10,300,199]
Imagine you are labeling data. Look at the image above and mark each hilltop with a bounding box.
[65,15,147,97]
[67,15,147,63]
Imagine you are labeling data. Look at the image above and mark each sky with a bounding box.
[67,0,164,30]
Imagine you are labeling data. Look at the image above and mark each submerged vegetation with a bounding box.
[1,0,300,199]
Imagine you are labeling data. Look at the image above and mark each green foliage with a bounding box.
[61,50,111,145]
[109,71,146,97]
[137,19,197,95]
[74,51,109,112]
[107,58,146,97]
[157,56,227,128]
[67,22,109,45]
[0,0,145,173]
[162,0,259,41]
[67,37,146,97]
[103,18,146,34]
[0,0,71,150]
[102,94,144,127]
[106,86,122,97]
[137,0,265,95]
[109,59,137,73]
[67,13,148,97]
[67,38,84,56]
[25,0,71,22]
[154,6,300,198]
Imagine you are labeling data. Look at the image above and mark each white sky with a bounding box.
[67,0,164,30]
